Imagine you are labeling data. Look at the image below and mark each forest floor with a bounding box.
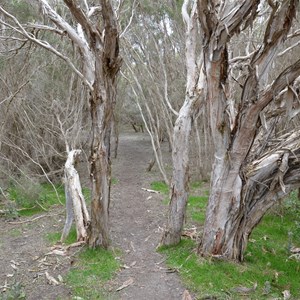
[0,130,188,300]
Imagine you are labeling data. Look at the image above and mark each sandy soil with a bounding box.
[0,130,188,300]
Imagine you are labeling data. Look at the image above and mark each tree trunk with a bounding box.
[61,150,90,242]
[161,0,202,246]
[196,0,300,262]
[86,1,121,248]
[161,103,193,245]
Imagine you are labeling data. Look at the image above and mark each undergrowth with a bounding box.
[2,182,90,217]
[154,180,300,299]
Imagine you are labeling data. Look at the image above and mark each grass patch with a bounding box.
[47,227,77,245]
[66,248,120,300]
[150,181,169,194]
[5,182,91,216]
[189,180,203,190]
[187,195,208,224]
[160,194,300,299]
[7,182,65,216]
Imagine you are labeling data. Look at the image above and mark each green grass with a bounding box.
[150,180,209,224]
[150,181,169,194]
[187,195,208,224]
[159,193,300,299]
[7,183,65,216]
[190,180,203,190]
[66,248,120,300]
[47,227,77,245]
[5,182,91,216]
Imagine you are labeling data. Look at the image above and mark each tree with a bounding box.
[161,0,204,245]
[199,0,300,261]
[0,0,121,248]
[162,0,300,262]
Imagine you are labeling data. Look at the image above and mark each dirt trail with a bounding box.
[110,131,185,299]
[0,131,186,300]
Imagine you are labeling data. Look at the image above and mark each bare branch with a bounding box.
[0,5,93,90]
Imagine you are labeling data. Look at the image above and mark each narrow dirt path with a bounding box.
[109,131,186,299]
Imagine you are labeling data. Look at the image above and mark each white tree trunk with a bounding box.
[161,0,203,245]
[61,150,90,242]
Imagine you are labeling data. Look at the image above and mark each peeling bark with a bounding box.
[38,0,121,248]
[198,0,300,261]
[61,150,90,242]
[161,0,203,246]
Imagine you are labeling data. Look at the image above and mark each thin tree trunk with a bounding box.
[161,103,193,245]
[161,0,203,245]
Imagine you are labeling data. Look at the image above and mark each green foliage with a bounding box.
[66,248,120,300]
[1,201,19,220]
[7,181,65,216]
[0,281,26,300]
[160,193,300,299]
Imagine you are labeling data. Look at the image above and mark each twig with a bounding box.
[141,188,160,194]
[65,241,86,250]
[36,200,48,212]
[7,213,58,224]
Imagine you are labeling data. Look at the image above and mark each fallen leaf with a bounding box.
[182,289,192,300]
[130,261,137,267]
[130,241,135,252]
[57,274,63,282]
[283,290,291,299]
[121,264,130,269]
[45,272,59,286]
[10,264,18,270]
[182,227,197,240]
[10,260,20,266]
[290,247,300,253]
[116,278,134,291]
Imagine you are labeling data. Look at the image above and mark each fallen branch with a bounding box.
[141,188,160,194]
[65,240,86,250]
[116,278,134,291]
[7,213,58,224]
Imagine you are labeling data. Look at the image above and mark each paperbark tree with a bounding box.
[0,0,121,248]
[162,0,300,262]
[198,0,300,261]
[40,0,121,248]
[161,0,203,245]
